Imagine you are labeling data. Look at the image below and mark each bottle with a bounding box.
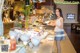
[10,36,16,51]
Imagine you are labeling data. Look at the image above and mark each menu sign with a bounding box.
[67,13,75,20]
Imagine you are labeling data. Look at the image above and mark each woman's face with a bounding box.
[56,9,60,17]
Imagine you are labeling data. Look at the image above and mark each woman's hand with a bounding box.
[48,20,55,26]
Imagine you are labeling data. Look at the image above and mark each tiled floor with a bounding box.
[64,24,80,53]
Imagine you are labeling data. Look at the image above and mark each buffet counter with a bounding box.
[0,33,76,53]
[1,22,76,53]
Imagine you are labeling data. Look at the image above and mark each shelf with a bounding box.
[55,1,79,4]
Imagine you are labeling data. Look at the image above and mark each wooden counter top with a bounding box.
[53,33,77,53]
[60,35,76,53]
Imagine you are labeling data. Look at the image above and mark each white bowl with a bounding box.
[9,31,17,38]
[31,37,40,46]
[20,33,30,42]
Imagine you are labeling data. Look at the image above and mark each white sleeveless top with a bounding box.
[54,18,65,37]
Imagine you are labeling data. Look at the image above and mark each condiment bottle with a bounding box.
[10,36,16,51]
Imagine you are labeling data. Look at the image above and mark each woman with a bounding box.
[49,8,65,53]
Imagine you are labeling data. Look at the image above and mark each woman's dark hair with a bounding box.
[55,8,63,18]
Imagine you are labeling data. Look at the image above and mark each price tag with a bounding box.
[1,44,9,52]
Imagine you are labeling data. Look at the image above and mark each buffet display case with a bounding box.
[0,0,77,53]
